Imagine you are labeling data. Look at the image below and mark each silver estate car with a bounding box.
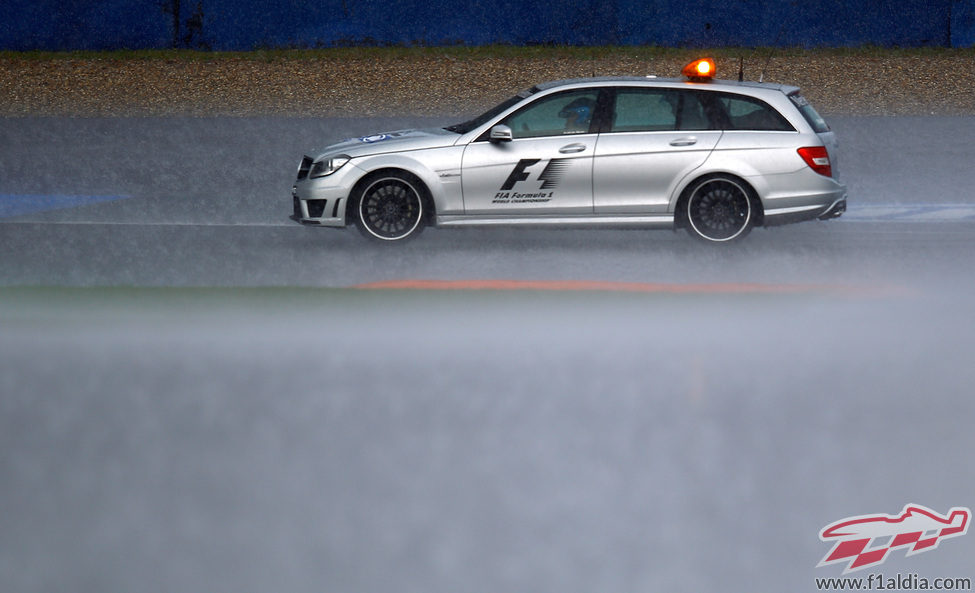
[291,58,847,243]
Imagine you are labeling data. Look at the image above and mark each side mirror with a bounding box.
[489,125,513,143]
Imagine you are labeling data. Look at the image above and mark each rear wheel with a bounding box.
[684,176,755,242]
[353,172,426,242]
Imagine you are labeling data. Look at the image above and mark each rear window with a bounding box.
[789,93,830,133]
[716,94,794,132]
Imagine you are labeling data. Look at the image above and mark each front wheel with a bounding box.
[353,172,426,242]
[684,176,755,242]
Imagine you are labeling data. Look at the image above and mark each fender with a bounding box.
[351,146,466,218]
[669,143,807,212]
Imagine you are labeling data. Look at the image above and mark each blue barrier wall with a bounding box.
[2,0,973,50]
[0,2,169,51]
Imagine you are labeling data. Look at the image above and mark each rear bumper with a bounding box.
[757,167,848,226]
[763,192,847,226]
[817,196,847,220]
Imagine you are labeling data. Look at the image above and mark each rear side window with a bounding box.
[789,93,830,133]
[611,89,678,132]
[676,91,712,130]
[609,89,715,133]
[716,94,794,131]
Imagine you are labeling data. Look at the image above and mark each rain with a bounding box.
[4,3,975,590]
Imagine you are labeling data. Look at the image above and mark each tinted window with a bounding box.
[716,94,794,131]
[789,93,830,133]
[503,90,600,139]
[676,91,712,130]
[609,89,716,133]
[612,89,678,132]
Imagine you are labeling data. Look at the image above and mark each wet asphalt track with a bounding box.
[2,116,975,593]
[3,115,975,288]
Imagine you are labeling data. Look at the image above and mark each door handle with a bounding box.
[669,137,698,147]
[559,143,587,154]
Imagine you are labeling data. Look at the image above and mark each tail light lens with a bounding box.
[797,146,832,177]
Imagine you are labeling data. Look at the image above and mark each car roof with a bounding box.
[534,76,801,97]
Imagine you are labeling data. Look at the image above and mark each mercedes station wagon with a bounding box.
[291,58,847,243]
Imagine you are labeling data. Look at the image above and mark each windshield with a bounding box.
[444,89,535,135]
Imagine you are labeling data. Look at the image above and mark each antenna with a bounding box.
[738,56,744,82]
[760,17,790,83]
[759,51,772,83]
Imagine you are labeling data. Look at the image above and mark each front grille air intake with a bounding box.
[306,199,328,218]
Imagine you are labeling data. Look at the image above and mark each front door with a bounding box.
[461,89,601,215]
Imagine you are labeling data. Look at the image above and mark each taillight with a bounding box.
[797,146,832,177]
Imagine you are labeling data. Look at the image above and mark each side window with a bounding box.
[611,89,678,132]
[677,91,712,131]
[503,90,599,139]
[717,94,795,131]
[608,89,717,133]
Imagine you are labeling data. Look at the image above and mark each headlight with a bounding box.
[309,155,351,178]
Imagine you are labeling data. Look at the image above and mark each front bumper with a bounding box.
[290,160,361,227]
[291,186,346,227]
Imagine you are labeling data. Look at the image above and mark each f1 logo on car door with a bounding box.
[498,158,572,192]
[489,157,573,205]
[500,158,540,190]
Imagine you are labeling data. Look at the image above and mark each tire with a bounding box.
[684,175,755,242]
[352,172,426,242]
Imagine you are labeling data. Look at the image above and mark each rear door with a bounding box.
[593,87,722,214]
[707,91,805,177]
